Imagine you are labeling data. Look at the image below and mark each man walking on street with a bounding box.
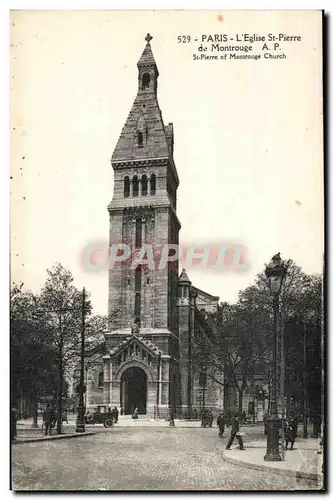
[113,407,119,424]
[43,404,54,436]
[217,411,226,437]
[226,414,244,450]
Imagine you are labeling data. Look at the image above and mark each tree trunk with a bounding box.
[57,358,63,434]
[57,333,63,434]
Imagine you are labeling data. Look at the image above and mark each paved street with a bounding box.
[12,426,319,491]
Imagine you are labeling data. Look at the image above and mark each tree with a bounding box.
[192,259,323,419]
[38,263,112,433]
[39,263,87,433]
[11,285,58,424]
[193,299,272,414]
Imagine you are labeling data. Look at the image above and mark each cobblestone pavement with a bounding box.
[11,427,320,491]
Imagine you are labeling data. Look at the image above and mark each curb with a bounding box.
[12,432,95,445]
[222,451,321,482]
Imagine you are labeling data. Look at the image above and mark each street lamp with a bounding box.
[76,288,86,433]
[264,253,288,461]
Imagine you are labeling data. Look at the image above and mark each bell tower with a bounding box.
[107,34,180,350]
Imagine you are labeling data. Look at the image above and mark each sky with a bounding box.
[10,10,324,315]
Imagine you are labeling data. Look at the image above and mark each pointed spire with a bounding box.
[137,34,158,71]
[179,268,191,284]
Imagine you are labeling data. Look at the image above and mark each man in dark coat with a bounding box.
[226,415,244,450]
[113,407,119,423]
[284,419,295,450]
[290,416,298,440]
[217,412,226,437]
[11,407,18,442]
[43,404,54,436]
[208,410,213,427]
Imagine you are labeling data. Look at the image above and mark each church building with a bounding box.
[84,35,224,418]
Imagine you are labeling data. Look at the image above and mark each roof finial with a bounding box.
[145,33,153,44]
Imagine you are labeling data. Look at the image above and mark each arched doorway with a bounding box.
[120,367,147,415]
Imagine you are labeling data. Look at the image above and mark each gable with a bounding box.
[108,335,162,360]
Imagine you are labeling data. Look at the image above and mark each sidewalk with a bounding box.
[13,427,95,444]
[223,438,323,485]
[17,417,202,428]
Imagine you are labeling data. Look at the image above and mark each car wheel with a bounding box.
[104,419,113,427]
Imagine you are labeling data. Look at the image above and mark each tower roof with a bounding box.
[111,35,171,163]
[137,34,158,71]
[179,268,191,284]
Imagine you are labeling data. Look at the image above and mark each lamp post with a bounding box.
[264,253,288,461]
[76,288,86,433]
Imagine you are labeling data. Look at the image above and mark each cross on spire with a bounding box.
[145,33,153,44]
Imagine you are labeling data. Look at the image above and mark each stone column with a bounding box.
[112,381,121,408]
[103,355,111,406]
[141,218,146,246]
[109,360,113,403]
[132,219,136,250]
[161,357,170,407]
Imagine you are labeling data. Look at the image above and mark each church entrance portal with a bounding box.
[120,367,147,415]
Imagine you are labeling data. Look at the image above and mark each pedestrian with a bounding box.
[132,407,138,420]
[217,411,226,437]
[62,408,68,424]
[290,415,298,441]
[113,407,119,424]
[226,415,244,450]
[43,404,54,436]
[52,408,58,429]
[241,410,246,424]
[11,407,18,442]
[284,419,295,450]
[208,410,213,427]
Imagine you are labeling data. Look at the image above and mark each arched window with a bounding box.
[141,175,148,196]
[137,114,146,147]
[98,372,104,387]
[135,218,142,248]
[142,73,150,90]
[124,176,130,197]
[150,174,156,195]
[132,176,139,197]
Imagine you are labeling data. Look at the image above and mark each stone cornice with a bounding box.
[111,158,168,169]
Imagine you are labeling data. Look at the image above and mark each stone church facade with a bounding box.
[84,35,225,418]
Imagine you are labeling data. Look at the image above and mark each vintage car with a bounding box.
[85,410,115,427]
